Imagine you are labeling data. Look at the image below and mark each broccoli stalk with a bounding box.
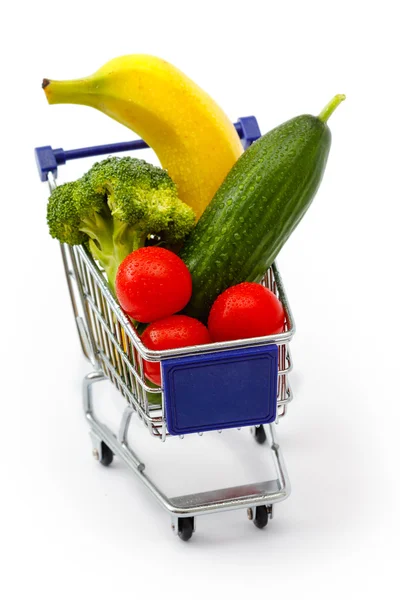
[47,157,195,293]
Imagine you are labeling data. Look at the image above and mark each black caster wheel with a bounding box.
[254,425,267,445]
[254,505,269,529]
[100,442,114,467]
[178,517,194,541]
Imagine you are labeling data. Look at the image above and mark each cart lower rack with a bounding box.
[36,116,295,540]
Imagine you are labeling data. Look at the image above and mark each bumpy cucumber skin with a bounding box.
[180,115,332,323]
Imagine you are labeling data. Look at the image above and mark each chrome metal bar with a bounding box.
[83,370,290,517]
[83,371,147,470]
[168,480,282,514]
[265,424,291,496]
[118,406,135,445]
[167,424,290,516]
[47,173,99,368]
[69,247,100,369]
[97,351,164,435]
[83,371,107,415]
[60,243,93,363]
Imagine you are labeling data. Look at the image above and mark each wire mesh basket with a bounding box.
[59,226,294,441]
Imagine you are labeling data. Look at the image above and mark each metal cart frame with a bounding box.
[36,117,295,540]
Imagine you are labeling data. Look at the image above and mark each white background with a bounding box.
[1,1,399,598]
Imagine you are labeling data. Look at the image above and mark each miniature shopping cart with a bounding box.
[35,117,295,541]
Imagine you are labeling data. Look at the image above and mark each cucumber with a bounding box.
[180,95,345,323]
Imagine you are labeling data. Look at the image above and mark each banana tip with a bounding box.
[42,78,50,89]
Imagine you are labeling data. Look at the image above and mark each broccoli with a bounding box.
[47,157,195,292]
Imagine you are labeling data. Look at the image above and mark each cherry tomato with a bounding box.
[141,315,212,385]
[115,247,192,323]
[208,282,285,342]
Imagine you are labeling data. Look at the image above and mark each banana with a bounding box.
[42,55,243,219]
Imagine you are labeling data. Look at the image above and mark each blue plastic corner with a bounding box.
[161,345,278,435]
[237,116,262,148]
[34,146,58,182]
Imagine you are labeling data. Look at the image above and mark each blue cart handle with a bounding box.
[34,116,261,182]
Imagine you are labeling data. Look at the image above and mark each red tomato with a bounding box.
[115,247,192,323]
[208,282,285,342]
[141,315,212,385]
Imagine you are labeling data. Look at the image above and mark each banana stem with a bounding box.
[42,78,93,105]
[318,94,346,122]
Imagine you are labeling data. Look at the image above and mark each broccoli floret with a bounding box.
[47,157,195,292]
[47,182,85,245]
